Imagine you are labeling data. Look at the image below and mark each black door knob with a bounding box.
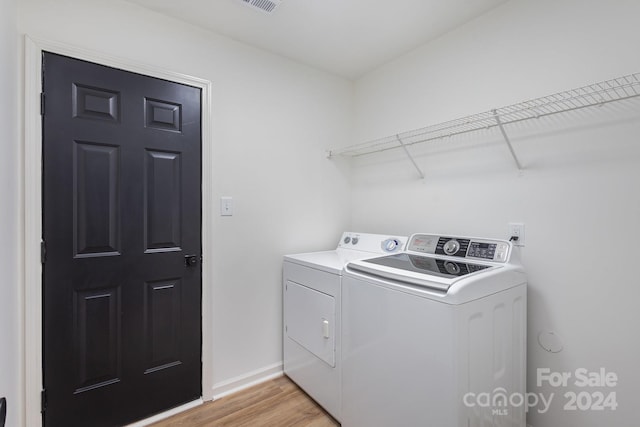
[185,255,199,267]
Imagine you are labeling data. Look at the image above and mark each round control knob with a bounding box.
[343,236,351,244]
[351,237,359,245]
[444,261,461,275]
[382,238,400,252]
[443,239,460,255]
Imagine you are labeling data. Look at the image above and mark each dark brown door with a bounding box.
[42,52,202,427]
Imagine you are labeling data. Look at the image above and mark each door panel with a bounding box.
[72,84,120,122]
[73,141,121,257]
[144,150,182,252]
[43,52,202,427]
[74,286,121,393]
[144,98,182,131]
[143,278,182,373]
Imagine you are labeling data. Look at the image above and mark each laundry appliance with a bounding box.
[342,233,527,427]
[283,232,406,421]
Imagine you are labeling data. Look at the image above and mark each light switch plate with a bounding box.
[220,197,233,216]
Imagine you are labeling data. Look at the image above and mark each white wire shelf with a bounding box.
[327,72,640,172]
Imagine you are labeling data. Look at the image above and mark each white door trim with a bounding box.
[22,35,215,427]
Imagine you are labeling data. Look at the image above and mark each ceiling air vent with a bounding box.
[239,0,283,14]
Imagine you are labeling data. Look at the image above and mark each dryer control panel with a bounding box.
[408,234,510,263]
[337,232,406,254]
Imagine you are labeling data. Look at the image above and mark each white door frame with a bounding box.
[22,35,215,427]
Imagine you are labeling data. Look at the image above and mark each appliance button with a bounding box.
[382,238,400,252]
[443,239,460,255]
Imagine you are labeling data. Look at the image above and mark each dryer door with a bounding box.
[285,281,336,367]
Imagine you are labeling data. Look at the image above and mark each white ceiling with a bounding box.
[126,0,509,79]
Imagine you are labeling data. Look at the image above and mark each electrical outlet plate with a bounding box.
[508,222,525,246]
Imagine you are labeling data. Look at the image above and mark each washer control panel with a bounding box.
[408,234,510,263]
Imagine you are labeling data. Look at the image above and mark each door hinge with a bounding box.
[41,389,47,414]
[40,241,46,264]
[40,93,45,116]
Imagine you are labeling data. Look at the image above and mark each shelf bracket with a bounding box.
[396,134,425,179]
[492,110,523,170]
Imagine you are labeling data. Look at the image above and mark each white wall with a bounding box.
[352,0,640,426]
[0,0,20,425]
[16,0,640,425]
[17,0,352,403]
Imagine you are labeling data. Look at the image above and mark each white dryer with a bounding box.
[283,232,406,421]
[342,233,527,427]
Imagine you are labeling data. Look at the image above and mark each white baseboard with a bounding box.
[124,398,203,427]
[212,362,284,400]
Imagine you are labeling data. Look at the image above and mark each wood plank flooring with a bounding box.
[150,376,340,427]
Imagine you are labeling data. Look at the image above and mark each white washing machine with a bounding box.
[283,232,406,421]
[342,233,527,427]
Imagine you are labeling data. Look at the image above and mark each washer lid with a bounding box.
[363,253,491,278]
[346,253,499,293]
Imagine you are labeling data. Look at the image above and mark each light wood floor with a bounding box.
[150,376,340,427]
